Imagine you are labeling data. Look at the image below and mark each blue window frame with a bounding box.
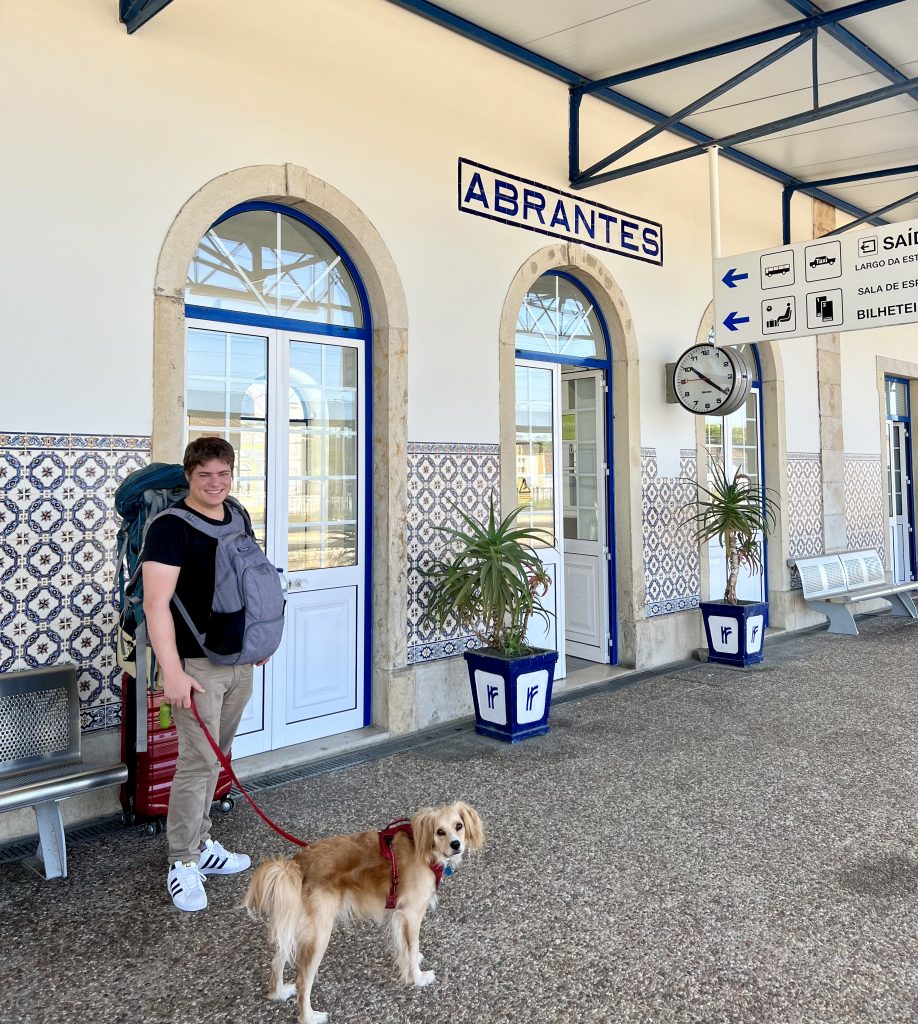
[185,201,374,723]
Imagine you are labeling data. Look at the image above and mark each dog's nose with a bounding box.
[450,839,461,851]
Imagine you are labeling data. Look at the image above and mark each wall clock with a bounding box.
[671,344,751,416]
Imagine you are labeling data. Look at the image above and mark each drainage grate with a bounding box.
[0,815,146,866]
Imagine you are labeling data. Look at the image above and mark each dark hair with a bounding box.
[183,436,235,476]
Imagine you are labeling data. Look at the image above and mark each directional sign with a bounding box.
[712,215,918,345]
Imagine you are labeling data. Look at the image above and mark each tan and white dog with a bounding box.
[244,802,484,1024]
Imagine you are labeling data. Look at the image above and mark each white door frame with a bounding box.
[561,368,610,663]
[887,418,914,583]
[185,320,367,757]
[516,359,566,680]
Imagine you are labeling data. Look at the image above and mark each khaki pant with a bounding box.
[167,658,253,864]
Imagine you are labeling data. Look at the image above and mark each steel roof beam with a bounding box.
[572,76,918,189]
[580,0,905,95]
[578,33,812,183]
[784,0,918,102]
[827,188,918,233]
[120,0,175,34]
[384,0,886,226]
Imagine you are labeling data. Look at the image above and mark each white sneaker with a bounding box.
[167,860,207,912]
[198,838,251,875]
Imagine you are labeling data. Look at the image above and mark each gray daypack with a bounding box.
[156,506,286,666]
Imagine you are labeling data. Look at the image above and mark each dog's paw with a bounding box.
[414,969,436,988]
[271,983,297,1002]
[304,1012,328,1024]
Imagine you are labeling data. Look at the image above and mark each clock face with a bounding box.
[672,344,747,415]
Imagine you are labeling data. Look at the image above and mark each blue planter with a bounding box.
[700,600,768,667]
[464,647,559,742]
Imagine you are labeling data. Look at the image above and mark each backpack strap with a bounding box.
[155,505,249,657]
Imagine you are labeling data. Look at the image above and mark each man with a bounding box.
[143,436,265,912]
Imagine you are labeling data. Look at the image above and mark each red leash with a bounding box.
[189,695,310,848]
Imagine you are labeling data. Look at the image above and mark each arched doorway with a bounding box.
[183,201,371,754]
[515,271,614,671]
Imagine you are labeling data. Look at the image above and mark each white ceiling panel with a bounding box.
[415,0,918,222]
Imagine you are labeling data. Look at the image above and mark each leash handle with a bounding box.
[188,695,310,848]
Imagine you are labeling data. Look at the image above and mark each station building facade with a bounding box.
[2,0,915,833]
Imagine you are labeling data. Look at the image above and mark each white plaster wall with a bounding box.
[841,324,918,454]
[1,0,817,456]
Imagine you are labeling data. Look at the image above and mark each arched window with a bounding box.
[186,206,364,328]
[516,273,606,360]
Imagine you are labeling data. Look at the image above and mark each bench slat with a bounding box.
[0,763,128,814]
[796,555,848,599]
[839,549,886,590]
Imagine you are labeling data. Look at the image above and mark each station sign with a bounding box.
[458,158,663,266]
[712,215,918,345]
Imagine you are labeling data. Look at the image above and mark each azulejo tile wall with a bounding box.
[407,443,501,664]
[0,433,149,731]
[642,448,700,617]
[845,455,886,562]
[786,452,823,564]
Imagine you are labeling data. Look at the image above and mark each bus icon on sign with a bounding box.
[760,250,795,288]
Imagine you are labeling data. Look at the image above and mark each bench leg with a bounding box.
[806,600,859,635]
[34,800,67,879]
[887,592,918,619]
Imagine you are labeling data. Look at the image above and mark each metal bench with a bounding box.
[0,664,127,879]
[787,548,918,636]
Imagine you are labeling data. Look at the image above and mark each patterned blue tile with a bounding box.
[0,431,150,731]
[406,442,500,665]
[642,448,701,618]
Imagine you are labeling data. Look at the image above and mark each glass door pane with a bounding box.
[515,365,555,546]
[186,326,268,546]
[563,375,599,542]
[287,340,359,570]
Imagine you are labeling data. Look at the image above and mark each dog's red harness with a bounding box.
[378,819,446,909]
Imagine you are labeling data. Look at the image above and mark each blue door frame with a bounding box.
[515,270,618,664]
[185,200,374,726]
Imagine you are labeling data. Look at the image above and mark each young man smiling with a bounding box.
[143,436,264,912]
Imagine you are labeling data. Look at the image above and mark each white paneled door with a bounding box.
[561,371,609,662]
[186,323,366,756]
[887,419,913,583]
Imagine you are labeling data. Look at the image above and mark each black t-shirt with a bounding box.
[142,499,232,659]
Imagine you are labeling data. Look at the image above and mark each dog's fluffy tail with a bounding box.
[244,857,305,965]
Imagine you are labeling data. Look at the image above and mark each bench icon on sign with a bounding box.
[764,263,791,277]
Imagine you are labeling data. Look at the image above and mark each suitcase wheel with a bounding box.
[218,796,235,813]
[144,819,165,837]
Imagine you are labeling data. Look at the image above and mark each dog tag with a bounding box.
[443,863,454,877]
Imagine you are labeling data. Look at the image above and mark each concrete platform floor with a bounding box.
[4,613,918,1024]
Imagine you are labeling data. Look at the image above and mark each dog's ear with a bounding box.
[456,802,484,850]
[411,807,438,858]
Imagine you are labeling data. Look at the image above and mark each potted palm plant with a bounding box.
[422,499,557,741]
[681,454,779,667]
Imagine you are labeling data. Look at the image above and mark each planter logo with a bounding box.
[517,670,549,724]
[720,624,733,646]
[475,670,507,725]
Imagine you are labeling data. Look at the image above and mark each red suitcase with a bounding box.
[120,674,234,835]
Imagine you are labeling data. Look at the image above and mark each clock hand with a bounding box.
[687,367,730,395]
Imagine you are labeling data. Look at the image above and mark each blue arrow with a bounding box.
[723,311,750,332]
[722,268,749,289]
